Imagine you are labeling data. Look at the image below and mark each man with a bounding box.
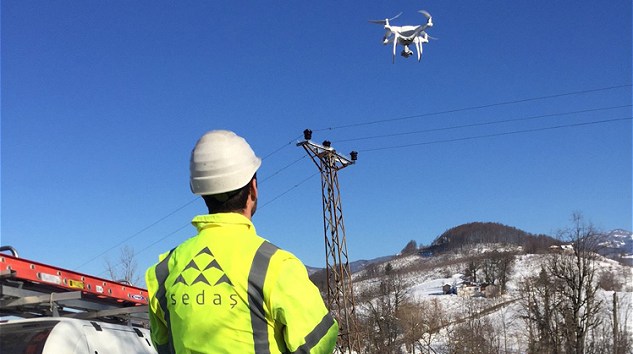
[146,130,338,354]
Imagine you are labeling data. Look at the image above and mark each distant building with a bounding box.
[459,283,482,298]
[549,244,574,253]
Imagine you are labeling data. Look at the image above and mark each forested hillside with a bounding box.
[426,222,559,254]
[310,218,633,353]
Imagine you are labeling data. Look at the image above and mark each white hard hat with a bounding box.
[189,130,261,195]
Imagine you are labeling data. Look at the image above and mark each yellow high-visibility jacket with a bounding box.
[145,213,338,354]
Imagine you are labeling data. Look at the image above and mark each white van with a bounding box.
[0,317,158,354]
[0,246,158,354]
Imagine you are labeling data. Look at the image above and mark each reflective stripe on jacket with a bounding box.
[145,213,338,354]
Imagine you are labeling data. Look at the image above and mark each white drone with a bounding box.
[370,10,434,63]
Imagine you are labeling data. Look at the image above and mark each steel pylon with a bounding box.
[297,129,360,353]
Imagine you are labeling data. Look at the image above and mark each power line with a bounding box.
[260,155,307,184]
[95,222,192,278]
[129,172,320,262]
[103,116,630,272]
[259,172,320,209]
[315,84,632,131]
[75,152,307,270]
[335,104,631,143]
[102,115,629,271]
[261,134,303,160]
[75,196,200,270]
[359,117,632,152]
[135,222,191,257]
[81,166,318,271]
[82,85,632,271]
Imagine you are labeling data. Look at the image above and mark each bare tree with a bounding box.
[446,299,500,354]
[521,213,604,354]
[521,266,563,353]
[481,251,515,291]
[598,270,623,292]
[490,300,520,354]
[399,301,425,354]
[551,213,603,354]
[466,259,481,283]
[105,245,141,286]
[414,298,449,354]
[609,292,633,354]
[357,271,410,354]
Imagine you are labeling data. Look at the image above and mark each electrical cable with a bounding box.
[259,172,320,210]
[102,111,629,274]
[75,148,306,270]
[260,155,308,184]
[315,84,631,132]
[335,104,632,143]
[134,222,192,257]
[261,134,303,160]
[127,171,321,264]
[358,117,632,153]
[75,196,200,270]
[91,85,632,272]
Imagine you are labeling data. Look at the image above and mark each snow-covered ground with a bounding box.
[349,246,633,352]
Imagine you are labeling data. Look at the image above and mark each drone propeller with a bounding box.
[368,12,402,25]
[389,12,403,21]
[418,10,432,19]
[417,10,433,29]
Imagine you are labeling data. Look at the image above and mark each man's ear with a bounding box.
[250,177,258,201]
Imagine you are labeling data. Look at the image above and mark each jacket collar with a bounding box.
[191,212,254,232]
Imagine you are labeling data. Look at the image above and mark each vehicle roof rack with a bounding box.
[0,246,150,328]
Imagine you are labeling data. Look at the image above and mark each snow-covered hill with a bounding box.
[599,229,633,265]
[346,243,633,353]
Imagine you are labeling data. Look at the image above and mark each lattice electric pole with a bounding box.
[297,129,360,353]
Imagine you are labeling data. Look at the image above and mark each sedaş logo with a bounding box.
[172,247,233,287]
[170,247,239,309]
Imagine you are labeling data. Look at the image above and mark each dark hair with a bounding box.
[202,175,255,214]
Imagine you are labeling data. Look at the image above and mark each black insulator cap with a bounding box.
[303,129,313,140]
[322,140,331,148]
[350,151,358,161]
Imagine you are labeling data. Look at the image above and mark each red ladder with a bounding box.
[0,253,148,305]
[0,246,149,325]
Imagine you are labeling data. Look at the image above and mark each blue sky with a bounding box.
[2,1,631,282]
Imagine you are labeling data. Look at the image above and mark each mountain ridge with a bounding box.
[307,222,632,270]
